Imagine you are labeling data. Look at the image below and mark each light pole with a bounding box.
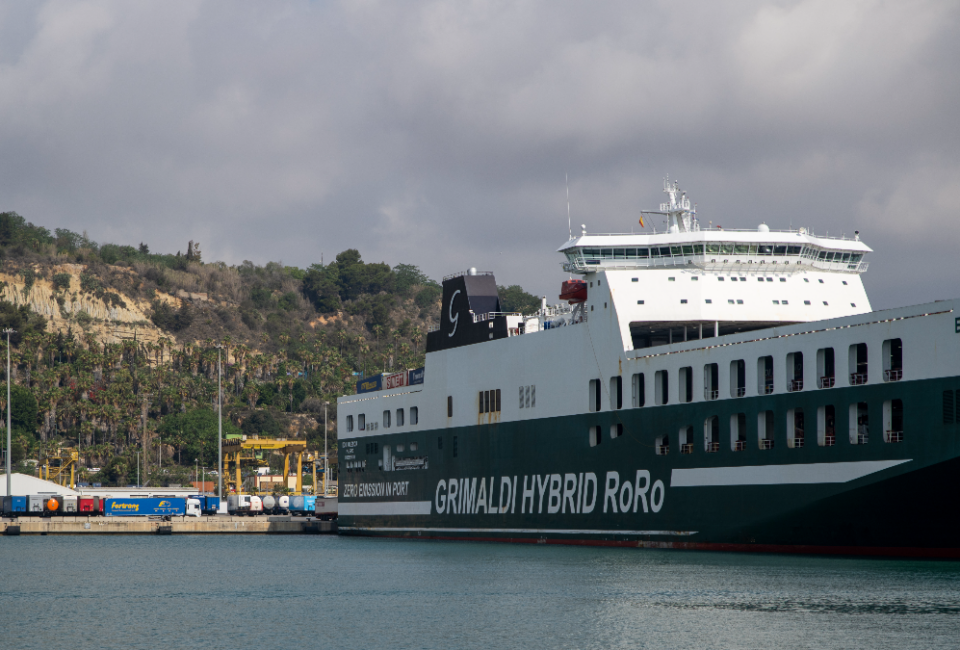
[323,402,328,496]
[216,344,223,505]
[4,328,14,498]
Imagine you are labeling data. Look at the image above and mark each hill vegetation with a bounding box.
[0,211,540,488]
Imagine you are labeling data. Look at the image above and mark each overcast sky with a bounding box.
[1,1,958,310]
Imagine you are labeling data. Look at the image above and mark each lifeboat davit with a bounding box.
[559,279,587,304]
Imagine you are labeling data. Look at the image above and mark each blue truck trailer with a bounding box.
[103,497,187,517]
[2,496,27,516]
[189,495,221,515]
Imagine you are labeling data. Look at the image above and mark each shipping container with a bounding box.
[43,495,63,515]
[227,494,251,515]
[27,495,46,514]
[2,496,26,516]
[62,496,78,514]
[290,495,316,516]
[103,497,187,517]
[77,496,102,514]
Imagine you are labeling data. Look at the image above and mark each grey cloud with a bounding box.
[0,0,957,310]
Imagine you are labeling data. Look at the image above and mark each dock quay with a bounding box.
[1,515,337,536]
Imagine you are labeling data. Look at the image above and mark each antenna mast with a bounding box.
[566,173,572,240]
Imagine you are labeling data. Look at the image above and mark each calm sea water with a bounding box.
[1,535,959,649]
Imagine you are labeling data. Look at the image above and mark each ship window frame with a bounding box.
[396,408,404,427]
[447,396,453,418]
[410,406,418,425]
[358,414,365,431]
[346,415,354,432]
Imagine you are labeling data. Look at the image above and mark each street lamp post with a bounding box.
[216,344,223,506]
[323,402,328,496]
[4,328,14,498]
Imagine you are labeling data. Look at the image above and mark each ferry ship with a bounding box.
[337,180,960,557]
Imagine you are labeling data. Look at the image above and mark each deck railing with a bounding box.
[885,430,904,443]
[734,440,746,451]
[704,389,719,401]
[760,439,775,450]
[818,376,835,388]
[824,434,836,447]
[680,443,694,455]
[734,387,746,397]
[788,379,803,392]
[850,372,868,385]
[884,369,903,382]
[706,442,720,453]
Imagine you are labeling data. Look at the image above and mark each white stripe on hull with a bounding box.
[339,526,698,536]
[339,501,433,516]
[670,459,910,487]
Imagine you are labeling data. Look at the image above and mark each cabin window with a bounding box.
[703,363,719,400]
[609,376,623,410]
[850,402,869,444]
[787,352,804,391]
[383,410,391,428]
[817,405,836,446]
[883,399,904,443]
[610,423,624,439]
[447,396,453,418]
[758,410,775,449]
[817,347,835,388]
[396,409,404,427]
[589,379,601,412]
[410,407,418,425]
[358,414,365,431]
[849,343,868,385]
[632,373,645,407]
[655,434,669,455]
[679,367,693,403]
[679,426,694,454]
[883,338,903,381]
[655,370,669,405]
[758,356,774,394]
[730,413,747,451]
[730,360,746,397]
[589,426,602,447]
[787,408,805,448]
[346,415,354,432]
[704,416,720,452]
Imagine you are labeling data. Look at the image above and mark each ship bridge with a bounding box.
[555,180,873,350]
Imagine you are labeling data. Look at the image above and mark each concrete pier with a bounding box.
[1,515,337,535]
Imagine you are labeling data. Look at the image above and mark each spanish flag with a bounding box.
[639,214,645,228]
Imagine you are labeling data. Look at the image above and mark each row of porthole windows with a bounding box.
[589,399,904,451]
[345,407,419,432]
[589,339,903,411]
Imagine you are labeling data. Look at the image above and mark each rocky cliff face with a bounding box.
[0,263,177,346]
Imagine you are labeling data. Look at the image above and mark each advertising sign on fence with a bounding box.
[383,371,407,390]
[356,374,382,394]
[408,367,425,385]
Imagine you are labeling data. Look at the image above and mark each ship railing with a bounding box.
[704,389,719,401]
[573,228,864,241]
[680,443,694,455]
[884,368,903,382]
[706,442,720,453]
[791,434,805,449]
[561,258,869,274]
[824,434,836,447]
[762,381,774,395]
[788,379,804,392]
[656,445,670,456]
[443,270,494,281]
[734,440,746,452]
[818,376,835,389]
[472,311,522,323]
[857,432,869,445]
[734,387,746,397]
[759,439,775,450]
[884,430,904,443]
[850,372,869,386]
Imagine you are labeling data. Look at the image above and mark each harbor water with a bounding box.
[1,536,959,649]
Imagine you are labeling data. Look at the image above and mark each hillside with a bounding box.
[0,211,540,489]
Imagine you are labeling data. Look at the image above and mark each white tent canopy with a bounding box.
[0,473,78,497]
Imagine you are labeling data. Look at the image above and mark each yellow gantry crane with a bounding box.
[220,438,309,495]
[37,448,80,489]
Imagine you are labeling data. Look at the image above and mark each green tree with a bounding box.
[157,409,241,467]
[302,265,341,313]
[0,383,39,435]
[498,285,541,314]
